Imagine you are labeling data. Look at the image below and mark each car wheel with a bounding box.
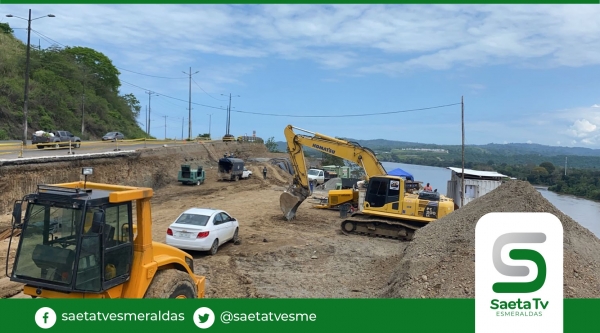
[75,141,81,148]
[232,228,241,245]
[209,239,219,255]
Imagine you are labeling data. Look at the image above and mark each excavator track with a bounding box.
[340,213,428,241]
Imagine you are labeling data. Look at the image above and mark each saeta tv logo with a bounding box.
[492,232,547,294]
[475,213,563,333]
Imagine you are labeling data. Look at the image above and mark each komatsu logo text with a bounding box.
[312,144,335,154]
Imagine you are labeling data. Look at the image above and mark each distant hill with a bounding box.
[0,22,146,141]
[274,139,600,169]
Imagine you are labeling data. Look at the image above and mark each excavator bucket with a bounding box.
[280,190,306,221]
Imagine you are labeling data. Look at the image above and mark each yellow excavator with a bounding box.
[5,167,205,298]
[280,125,456,241]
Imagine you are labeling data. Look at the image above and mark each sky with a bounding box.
[2,4,600,148]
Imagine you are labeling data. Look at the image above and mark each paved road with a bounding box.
[0,140,214,161]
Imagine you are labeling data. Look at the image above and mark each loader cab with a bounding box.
[364,176,404,210]
[9,184,134,294]
[362,176,440,220]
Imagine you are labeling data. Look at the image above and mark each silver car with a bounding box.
[102,132,125,141]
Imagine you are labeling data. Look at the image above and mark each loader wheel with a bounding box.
[144,269,197,299]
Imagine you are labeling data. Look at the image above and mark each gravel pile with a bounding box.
[381,180,600,298]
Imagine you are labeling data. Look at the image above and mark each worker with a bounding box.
[263,166,267,179]
[424,183,433,191]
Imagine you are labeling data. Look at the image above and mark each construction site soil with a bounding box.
[1,143,599,299]
[382,180,600,299]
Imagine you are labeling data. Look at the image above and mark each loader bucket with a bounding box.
[280,191,304,221]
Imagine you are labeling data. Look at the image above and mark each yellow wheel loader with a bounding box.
[5,167,205,299]
[280,125,456,241]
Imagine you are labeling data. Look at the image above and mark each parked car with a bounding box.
[32,130,81,149]
[241,167,253,179]
[166,208,240,255]
[102,132,125,141]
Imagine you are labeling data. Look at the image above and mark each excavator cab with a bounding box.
[6,167,205,299]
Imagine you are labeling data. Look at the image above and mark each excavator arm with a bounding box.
[280,125,387,220]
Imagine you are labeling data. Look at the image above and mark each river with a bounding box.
[380,161,600,238]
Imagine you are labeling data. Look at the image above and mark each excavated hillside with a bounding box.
[382,180,600,299]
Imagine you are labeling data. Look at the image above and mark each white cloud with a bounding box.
[593,104,600,108]
[4,4,600,76]
[527,140,532,144]
[567,119,597,138]
[557,141,561,145]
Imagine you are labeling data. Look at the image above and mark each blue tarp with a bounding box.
[387,168,414,180]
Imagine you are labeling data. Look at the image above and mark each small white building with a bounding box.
[446,167,509,208]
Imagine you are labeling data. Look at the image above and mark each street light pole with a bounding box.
[220,93,239,137]
[183,68,199,140]
[145,91,158,136]
[6,10,55,146]
[207,114,212,138]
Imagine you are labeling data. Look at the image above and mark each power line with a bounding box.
[122,79,460,118]
[117,67,187,80]
[228,103,462,118]
[191,77,227,101]
[121,79,226,111]
[29,31,462,119]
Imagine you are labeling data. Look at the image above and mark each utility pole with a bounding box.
[6,10,55,146]
[565,156,567,176]
[207,113,212,138]
[145,105,148,135]
[163,115,167,140]
[221,93,239,137]
[183,68,199,140]
[461,96,465,208]
[145,91,158,136]
[81,67,86,135]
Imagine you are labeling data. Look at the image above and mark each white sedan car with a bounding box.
[242,167,252,179]
[166,208,240,255]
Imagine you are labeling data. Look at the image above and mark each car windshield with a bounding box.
[174,213,210,226]
[308,169,321,176]
[105,132,116,136]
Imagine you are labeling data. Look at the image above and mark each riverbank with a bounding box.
[378,159,600,202]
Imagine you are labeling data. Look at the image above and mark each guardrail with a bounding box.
[0,137,215,159]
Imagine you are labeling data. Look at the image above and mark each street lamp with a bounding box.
[6,10,55,146]
[220,93,240,137]
[207,113,213,138]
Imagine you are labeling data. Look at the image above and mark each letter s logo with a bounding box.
[492,232,547,293]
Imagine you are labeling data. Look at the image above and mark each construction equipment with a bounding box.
[280,125,456,241]
[178,164,206,185]
[222,134,235,142]
[5,167,205,298]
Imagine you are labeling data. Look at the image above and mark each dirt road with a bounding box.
[0,162,405,298]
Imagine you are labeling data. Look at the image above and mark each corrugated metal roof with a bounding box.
[447,167,508,178]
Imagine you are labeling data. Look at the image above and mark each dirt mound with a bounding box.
[382,180,600,299]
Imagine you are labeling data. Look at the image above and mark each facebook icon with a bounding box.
[35,307,56,329]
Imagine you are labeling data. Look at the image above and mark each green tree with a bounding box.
[322,153,344,166]
[265,137,278,152]
[122,93,141,118]
[64,46,121,92]
[540,161,555,174]
[0,23,14,35]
